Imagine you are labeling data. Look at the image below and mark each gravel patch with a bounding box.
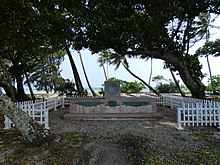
[49,106,211,164]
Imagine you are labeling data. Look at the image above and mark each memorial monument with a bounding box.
[64,81,159,119]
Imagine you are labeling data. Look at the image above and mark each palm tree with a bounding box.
[63,41,85,95]
[107,53,160,96]
[97,50,111,81]
[194,12,220,84]
[78,51,97,96]
[169,69,185,97]
[148,57,153,85]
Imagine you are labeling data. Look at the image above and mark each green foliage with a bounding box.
[152,75,179,93]
[206,75,220,94]
[28,52,65,94]
[1,0,220,98]
[152,75,167,82]
[184,55,205,79]
[196,39,220,57]
[55,79,77,95]
[98,77,145,95]
[156,82,179,93]
[107,77,146,94]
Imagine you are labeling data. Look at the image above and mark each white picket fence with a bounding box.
[159,95,220,130]
[177,102,220,130]
[4,94,220,131]
[4,96,62,130]
[161,95,215,109]
[4,105,49,130]
[3,95,99,130]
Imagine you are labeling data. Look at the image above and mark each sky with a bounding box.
[60,16,220,89]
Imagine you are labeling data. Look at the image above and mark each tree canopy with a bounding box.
[1,0,220,98]
[71,0,220,98]
[196,39,220,57]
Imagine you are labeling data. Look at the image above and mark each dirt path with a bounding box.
[76,138,130,165]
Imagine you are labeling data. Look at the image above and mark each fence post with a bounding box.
[43,105,49,129]
[4,116,12,130]
[171,97,173,109]
[218,103,220,129]
[54,97,57,111]
[61,95,65,108]
[162,96,165,106]
[177,108,184,130]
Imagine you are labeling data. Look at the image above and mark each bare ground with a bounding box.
[1,105,220,164]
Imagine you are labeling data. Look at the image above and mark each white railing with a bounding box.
[4,94,219,131]
[162,96,183,109]
[4,97,62,130]
[4,105,49,130]
[161,95,215,109]
[3,95,99,130]
[155,95,220,130]
[177,102,220,130]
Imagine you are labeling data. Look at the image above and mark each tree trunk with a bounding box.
[103,65,108,81]
[78,51,97,97]
[63,42,85,95]
[163,52,205,98]
[15,74,30,101]
[148,57,153,85]
[25,73,35,100]
[122,64,160,96]
[169,69,185,97]
[0,57,16,102]
[135,50,206,98]
[0,82,18,101]
[0,94,53,146]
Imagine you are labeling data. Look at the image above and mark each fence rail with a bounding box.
[3,95,101,130]
[155,95,220,130]
[4,94,220,130]
[177,102,220,130]
[4,97,62,130]
[4,105,49,130]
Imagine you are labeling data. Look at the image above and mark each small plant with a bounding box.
[98,77,146,95]
[206,75,220,94]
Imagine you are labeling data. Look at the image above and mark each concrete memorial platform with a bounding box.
[64,81,160,119]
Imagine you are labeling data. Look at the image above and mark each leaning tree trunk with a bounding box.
[122,64,160,96]
[63,42,85,95]
[0,56,16,102]
[78,51,97,97]
[137,50,205,98]
[169,69,185,97]
[0,82,17,101]
[14,74,30,101]
[163,52,205,98]
[25,73,35,100]
[0,94,53,146]
[102,63,108,81]
[148,57,153,85]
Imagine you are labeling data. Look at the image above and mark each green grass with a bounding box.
[0,131,90,164]
[119,133,220,165]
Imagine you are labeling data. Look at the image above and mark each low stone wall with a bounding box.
[64,96,158,119]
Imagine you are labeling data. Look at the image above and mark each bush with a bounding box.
[98,77,146,95]
[155,82,179,93]
[206,75,220,94]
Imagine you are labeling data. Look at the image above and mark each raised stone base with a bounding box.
[64,96,160,120]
